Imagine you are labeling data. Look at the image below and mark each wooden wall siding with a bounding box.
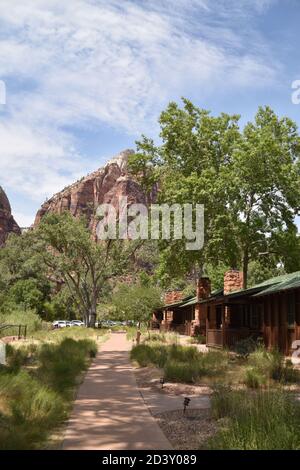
[260,292,299,354]
[207,329,222,347]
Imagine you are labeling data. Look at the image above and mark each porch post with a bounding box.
[221,305,226,347]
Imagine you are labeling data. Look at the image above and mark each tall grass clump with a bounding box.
[208,386,300,449]
[0,335,97,449]
[37,338,97,396]
[131,343,228,383]
[245,347,300,386]
[0,369,66,449]
[0,309,43,337]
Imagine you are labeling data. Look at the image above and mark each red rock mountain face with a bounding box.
[0,186,21,246]
[34,149,154,240]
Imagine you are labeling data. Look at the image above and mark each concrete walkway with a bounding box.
[63,332,172,450]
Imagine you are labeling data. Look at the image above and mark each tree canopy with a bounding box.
[129,100,300,288]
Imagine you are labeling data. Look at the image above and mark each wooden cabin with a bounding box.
[158,269,300,356]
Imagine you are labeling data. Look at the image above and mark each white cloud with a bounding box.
[0,120,86,201]
[0,0,280,208]
[13,212,35,228]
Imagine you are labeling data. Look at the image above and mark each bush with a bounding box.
[5,344,30,371]
[0,369,66,449]
[144,332,167,343]
[244,368,266,389]
[208,387,300,450]
[131,343,227,382]
[189,335,206,344]
[247,347,299,385]
[37,338,96,395]
[131,344,168,368]
[0,335,97,449]
[234,337,259,357]
[0,309,43,337]
[164,360,203,383]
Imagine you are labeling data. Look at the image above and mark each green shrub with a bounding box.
[244,367,266,389]
[0,335,97,449]
[131,343,227,382]
[130,344,167,367]
[247,347,299,384]
[5,344,31,371]
[164,360,203,383]
[37,338,96,395]
[208,387,300,450]
[234,337,259,357]
[144,332,167,343]
[168,344,199,362]
[0,309,43,337]
[189,335,206,344]
[0,369,65,449]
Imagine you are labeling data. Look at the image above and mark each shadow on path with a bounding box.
[63,333,172,450]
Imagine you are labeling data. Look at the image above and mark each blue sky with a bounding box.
[0,0,299,227]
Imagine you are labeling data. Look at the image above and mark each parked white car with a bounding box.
[70,320,85,327]
[52,320,68,329]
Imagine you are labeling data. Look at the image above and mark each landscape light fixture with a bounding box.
[183,397,191,414]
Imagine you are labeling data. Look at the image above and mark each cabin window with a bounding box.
[287,293,295,328]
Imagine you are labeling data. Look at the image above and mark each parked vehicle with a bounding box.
[52,320,68,329]
[70,320,85,327]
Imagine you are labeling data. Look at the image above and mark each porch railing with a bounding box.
[207,328,257,348]
[207,329,222,347]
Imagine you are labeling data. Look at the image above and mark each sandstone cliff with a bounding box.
[0,186,21,246]
[34,149,153,240]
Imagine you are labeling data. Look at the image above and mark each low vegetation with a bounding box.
[244,347,300,388]
[189,335,206,345]
[131,333,300,388]
[0,328,105,449]
[0,309,44,338]
[207,386,300,450]
[131,342,228,383]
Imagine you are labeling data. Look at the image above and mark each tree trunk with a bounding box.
[242,248,249,289]
[89,306,97,328]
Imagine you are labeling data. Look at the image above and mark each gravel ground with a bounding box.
[155,408,218,450]
[134,366,213,396]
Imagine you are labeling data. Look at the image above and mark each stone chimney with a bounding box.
[164,290,184,305]
[224,269,243,295]
[196,277,211,301]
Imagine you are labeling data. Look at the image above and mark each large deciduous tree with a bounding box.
[35,212,141,326]
[129,101,300,288]
[230,106,300,287]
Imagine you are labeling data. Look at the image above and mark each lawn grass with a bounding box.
[0,328,107,449]
[207,386,300,450]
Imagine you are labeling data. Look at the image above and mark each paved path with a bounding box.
[63,333,172,450]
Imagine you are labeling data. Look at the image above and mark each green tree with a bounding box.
[129,99,241,281]
[110,282,162,327]
[35,212,142,326]
[0,232,50,314]
[129,101,300,288]
[230,106,300,287]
